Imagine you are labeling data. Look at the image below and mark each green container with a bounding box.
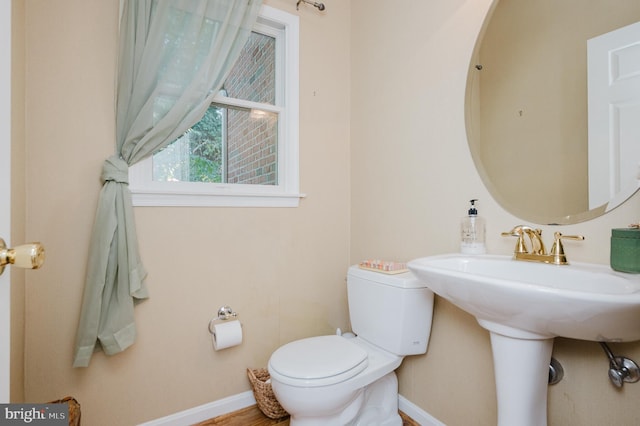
[611,228,640,273]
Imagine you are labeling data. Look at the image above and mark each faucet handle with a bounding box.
[523,227,545,255]
[549,232,585,265]
[501,225,528,254]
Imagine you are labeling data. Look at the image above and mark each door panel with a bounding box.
[0,0,12,403]
[588,21,640,209]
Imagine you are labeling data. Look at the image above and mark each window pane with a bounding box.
[223,31,276,105]
[152,30,279,185]
[153,105,224,183]
[227,105,278,185]
[152,104,278,185]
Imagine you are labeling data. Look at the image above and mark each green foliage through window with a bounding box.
[153,105,224,183]
[186,106,224,183]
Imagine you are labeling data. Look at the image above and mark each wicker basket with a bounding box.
[247,368,288,419]
[48,396,81,426]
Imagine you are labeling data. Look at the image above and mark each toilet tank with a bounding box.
[347,265,434,356]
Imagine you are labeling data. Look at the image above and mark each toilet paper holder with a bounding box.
[208,305,239,334]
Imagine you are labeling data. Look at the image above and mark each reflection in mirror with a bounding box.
[467,0,640,225]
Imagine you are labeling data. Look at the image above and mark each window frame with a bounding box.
[129,5,302,207]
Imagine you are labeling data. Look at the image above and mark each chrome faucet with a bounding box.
[501,225,584,265]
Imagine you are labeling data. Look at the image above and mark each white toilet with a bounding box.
[268,265,435,425]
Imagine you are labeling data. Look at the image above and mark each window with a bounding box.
[129,6,301,207]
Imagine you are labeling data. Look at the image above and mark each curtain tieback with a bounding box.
[102,155,129,184]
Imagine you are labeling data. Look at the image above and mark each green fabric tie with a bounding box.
[102,155,129,184]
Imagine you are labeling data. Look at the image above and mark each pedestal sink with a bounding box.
[407,254,640,426]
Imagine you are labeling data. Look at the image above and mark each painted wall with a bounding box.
[20,0,350,424]
[350,1,640,425]
[16,0,640,425]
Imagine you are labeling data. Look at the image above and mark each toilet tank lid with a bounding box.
[348,265,426,289]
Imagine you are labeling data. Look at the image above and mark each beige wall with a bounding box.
[351,1,640,425]
[20,0,350,424]
[15,0,640,425]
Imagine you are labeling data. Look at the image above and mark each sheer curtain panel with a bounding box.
[73,0,263,368]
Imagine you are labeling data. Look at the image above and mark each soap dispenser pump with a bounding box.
[460,199,486,254]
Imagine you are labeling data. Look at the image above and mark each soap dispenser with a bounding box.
[461,199,486,254]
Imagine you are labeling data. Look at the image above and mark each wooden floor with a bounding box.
[194,405,419,426]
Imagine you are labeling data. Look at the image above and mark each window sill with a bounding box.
[130,188,305,207]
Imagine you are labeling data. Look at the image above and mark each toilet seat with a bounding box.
[268,335,368,387]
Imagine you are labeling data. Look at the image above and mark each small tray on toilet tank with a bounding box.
[358,260,409,274]
[351,264,425,289]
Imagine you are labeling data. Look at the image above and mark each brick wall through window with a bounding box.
[224,32,277,185]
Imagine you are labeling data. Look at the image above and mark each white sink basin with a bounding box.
[408,253,640,426]
[408,254,640,341]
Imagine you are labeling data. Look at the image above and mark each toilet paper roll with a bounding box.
[211,320,243,351]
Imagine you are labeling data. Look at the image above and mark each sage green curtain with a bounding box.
[73,0,263,368]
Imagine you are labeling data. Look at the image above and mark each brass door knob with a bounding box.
[0,238,45,276]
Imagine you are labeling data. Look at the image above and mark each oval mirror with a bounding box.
[466,0,640,225]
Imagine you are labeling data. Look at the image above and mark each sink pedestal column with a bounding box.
[489,331,553,426]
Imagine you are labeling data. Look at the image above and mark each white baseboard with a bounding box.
[399,395,446,426]
[137,391,256,426]
[139,391,446,426]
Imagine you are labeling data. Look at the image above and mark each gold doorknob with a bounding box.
[0,238,45,276]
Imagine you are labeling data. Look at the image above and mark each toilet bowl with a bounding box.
[268,266,435,425]
[269,335,402,425]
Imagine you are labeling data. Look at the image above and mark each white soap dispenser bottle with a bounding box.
[460,199,486,254]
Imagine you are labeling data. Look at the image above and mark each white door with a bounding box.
[588,21,640,209]
[0,0,12,403]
